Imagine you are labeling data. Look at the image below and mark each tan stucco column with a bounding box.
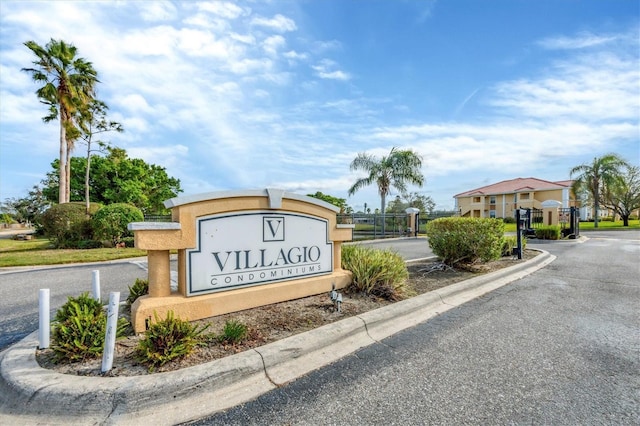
[541,200,562,226]
[405,207,420,236]
[148,250,171,297]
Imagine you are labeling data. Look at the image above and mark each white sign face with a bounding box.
[186,211,333,296]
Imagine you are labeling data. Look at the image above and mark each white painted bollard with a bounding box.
[92,270,101,302]
[101,291,120,373]
[38,289,50,349]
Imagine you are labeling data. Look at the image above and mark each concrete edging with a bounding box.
[0,249,554,425]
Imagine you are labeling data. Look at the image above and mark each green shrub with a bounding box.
[219,319,248,344]
[341,245,410,301]
[502,216,516,224]
[76,239,104,249]
[40,202,101,248]
[51,292,127,363]
[535,225,561,240]
[121,236,135,248]
[135,311,209,371]
[501,236,527,256]
[126,278,149,308]
[91,203,144,246]
[426,217,504,266]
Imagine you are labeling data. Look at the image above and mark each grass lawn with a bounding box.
[578,219,639,230]
[0,236,147,268]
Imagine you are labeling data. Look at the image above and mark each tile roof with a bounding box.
[454,177,572,198]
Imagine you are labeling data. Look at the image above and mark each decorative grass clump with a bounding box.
[135,311,210,371]
[218,319,249,345]
[501,236,527,256]
[341,245,410,301]
[126,278,149,308]
[52,292,128,363]
[426,217,504,266]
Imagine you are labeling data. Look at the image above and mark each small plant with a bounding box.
[135,311,209,371]
[219,319,249,344]
[341,245,410,301]
[126,278,149,308]
[501,236,527,256]
[51,292,127,363]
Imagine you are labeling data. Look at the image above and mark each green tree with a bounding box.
[307,191,348,212]
[600,165,640,227]
[91,203,143,245]
[348,147,425,234]
[1,186,51,227]
[76,99,123,214]
[42,147,182,214]
[386,192,435,214]
[570,154,630,227]
[22,39,99,204]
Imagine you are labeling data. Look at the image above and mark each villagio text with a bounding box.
[187,212,333,295]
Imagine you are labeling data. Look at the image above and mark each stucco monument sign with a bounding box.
[128,189,354,332]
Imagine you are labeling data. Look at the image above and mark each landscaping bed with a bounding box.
[36,250,538,377]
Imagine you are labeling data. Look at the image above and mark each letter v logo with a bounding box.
[263,216,285,241]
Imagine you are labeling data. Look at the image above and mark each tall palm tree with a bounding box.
[348,147,425,233]
[570,153,629,228]
[22,39,99,204]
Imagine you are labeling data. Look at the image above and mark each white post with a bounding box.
[92,270,101,302]
[38,289,50,349]
[101,292,120,373]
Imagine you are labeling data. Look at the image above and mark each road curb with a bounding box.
[0,249,554,425]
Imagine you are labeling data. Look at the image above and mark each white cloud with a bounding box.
[537,31,618,50]
[136,1,177,22]
[250,14,297,33]
[197,2,246,19]
[312,59,351,81]
[262,35,286,56]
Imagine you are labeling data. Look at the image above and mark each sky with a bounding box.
[0,0,638,212]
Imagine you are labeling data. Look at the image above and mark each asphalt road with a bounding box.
[188,230,640,425]
[0,261,153,350]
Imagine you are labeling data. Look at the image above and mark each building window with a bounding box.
[489,196,496,204]
[489,210,496,218]
[520,193,530,200]
[473,196,481,203]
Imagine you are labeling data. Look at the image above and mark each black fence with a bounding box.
[143,215,172,222]
[338,211,458,241]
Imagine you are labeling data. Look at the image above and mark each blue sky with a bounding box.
[1,0,638,212]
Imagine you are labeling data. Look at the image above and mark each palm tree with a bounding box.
[570,153,629,228]
[22,39,99,204]
[348,147,425,234]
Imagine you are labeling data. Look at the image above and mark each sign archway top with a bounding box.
[164,188,339,212]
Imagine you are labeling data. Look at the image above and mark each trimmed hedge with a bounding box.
[535,225,561,240]
[426,217,504,266]
[91,203,143,246]
[41,202,102,248]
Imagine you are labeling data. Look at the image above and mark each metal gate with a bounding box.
[337,213,409,240]
[559,207,580,238]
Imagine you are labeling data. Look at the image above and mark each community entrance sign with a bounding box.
[128,189,354,332]
[187,211,333,295]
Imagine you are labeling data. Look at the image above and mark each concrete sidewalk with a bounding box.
[0,250,554,425]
